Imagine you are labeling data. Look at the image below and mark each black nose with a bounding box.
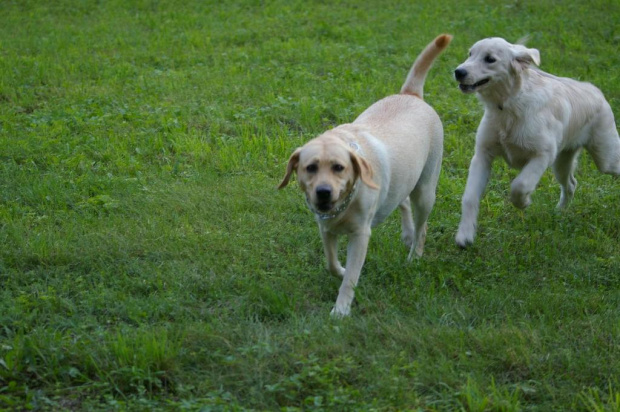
[454,68,467,81]
[316,185,331,201]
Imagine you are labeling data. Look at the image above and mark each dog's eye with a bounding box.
[306,164,318,173]
[332,164,345,173]
[484,55,496,64]
[468,51,472,57]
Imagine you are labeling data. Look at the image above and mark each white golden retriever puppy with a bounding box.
[279,35,452,316]
[454,37,620,247]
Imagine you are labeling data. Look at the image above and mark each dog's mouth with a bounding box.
[306,193,336,214]
[316,201,333,212]
[459,78,490,93]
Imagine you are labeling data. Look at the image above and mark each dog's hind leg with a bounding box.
[553,149,581,209]
[407,182,436,260]
[399,197,415,249]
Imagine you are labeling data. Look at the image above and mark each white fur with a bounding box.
[279,35,452,316]
[454,37,620,247]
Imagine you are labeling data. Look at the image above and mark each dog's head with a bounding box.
[278,134,377,214]
[454,37,540,95]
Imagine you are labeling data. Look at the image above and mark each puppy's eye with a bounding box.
[332,164,345,173]
[468,51,472,57]
[306,164,318,173]
[484,55,496,63]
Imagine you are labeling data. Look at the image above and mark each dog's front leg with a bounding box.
[320,227,344,278]
[510,154,552,209]
[456,152,494,247]
[331,230,370,317]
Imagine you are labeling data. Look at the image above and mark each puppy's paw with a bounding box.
[556,178,577,209]
[510,181,532,209]
[330,304,350,318]
[455,224,475,248]
[407,242,424,261]
[511,194,532,210]
[401,231,414,248]
[556,197,570,210]
[407,224,427,261]
[331,266,345,279]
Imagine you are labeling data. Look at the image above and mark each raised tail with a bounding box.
[400,34,452,99]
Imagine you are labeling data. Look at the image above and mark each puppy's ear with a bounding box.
[278,148,301,189]
[512,44,541,66]
[350,152,379,190]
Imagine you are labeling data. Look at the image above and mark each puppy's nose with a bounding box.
[316,185,332,201]
[454,68,468,81]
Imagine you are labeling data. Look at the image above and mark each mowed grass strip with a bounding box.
[1,0,619,410]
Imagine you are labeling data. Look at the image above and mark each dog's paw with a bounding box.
[401,231,414,248]
[330,304,351,318]
[406,244,423,262]
[510,181,532,209]
[407,233,427,261]
[330,266,345,279]
[455,226,475,248]
[556,197,570,210]
[556,178,577,209]
[511,194,532,210]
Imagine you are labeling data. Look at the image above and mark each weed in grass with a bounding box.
[456,377,522,412]
[579,382,620,412]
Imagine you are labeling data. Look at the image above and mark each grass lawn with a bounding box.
[1,0,619,410]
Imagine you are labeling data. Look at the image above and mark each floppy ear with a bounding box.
[350,152,379,190]
[278,148,301,189]
[512,44,540,66]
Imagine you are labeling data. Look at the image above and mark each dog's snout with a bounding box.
[316,185,332,201]
[454,68,468,81]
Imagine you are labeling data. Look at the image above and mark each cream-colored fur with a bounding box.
[279,34,452,317]
[454,37,620,248]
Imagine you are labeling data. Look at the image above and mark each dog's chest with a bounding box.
[497,118,537,169]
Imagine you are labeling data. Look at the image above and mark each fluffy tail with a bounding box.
[400,34,452,99]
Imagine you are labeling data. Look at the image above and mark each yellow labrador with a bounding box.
[279,34,452,317]
[454,37,620,247]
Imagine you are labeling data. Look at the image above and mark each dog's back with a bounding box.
[505,68,615,152]
[352,34,451,225]
[354,33,451,150]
